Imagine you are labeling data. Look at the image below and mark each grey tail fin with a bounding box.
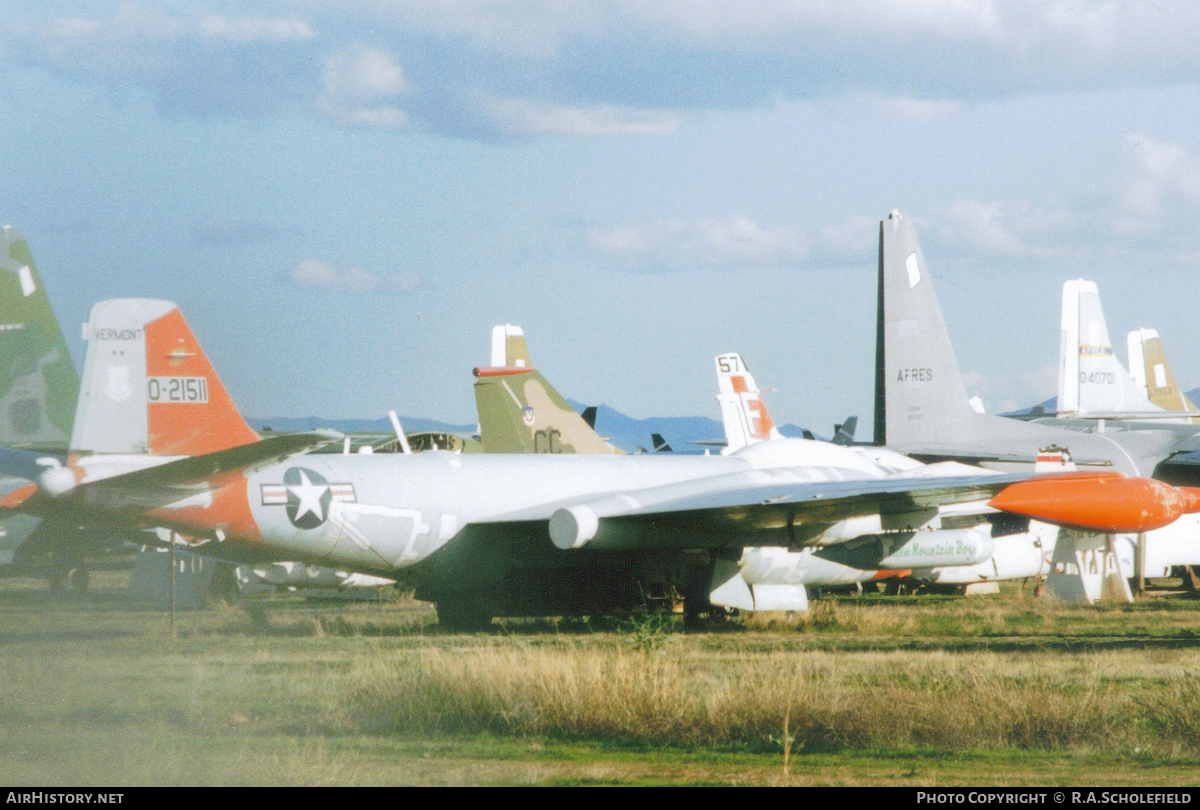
[0,227,79,451]
[832,415,858,445]
[876,211,979,449]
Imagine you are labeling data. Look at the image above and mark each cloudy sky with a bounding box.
[4,1,1200,435]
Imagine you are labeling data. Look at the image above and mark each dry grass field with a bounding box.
[3,567,1200,786]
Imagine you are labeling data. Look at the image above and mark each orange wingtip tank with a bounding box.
[989,475,1192,533]
[1178,487,1200,514]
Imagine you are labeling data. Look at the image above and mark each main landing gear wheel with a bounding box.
[50,566,90,594]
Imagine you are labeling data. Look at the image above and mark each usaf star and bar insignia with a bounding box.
[260,467,356,529]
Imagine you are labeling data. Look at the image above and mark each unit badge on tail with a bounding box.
[261,467,356,529]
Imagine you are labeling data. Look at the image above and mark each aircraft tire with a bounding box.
[50,566,90,594]
[206,562,241,604]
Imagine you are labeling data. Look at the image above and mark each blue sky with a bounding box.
[4,2,1200,436]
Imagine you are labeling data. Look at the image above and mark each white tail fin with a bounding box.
[490,324,531,368]
[72,299,258,456]
[1057,280,1160,416]
[715,352,781,454]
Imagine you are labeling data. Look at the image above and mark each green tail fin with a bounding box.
[0,226,78,451]
[473,324,621,454]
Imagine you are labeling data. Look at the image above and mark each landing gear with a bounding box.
[682,568,735,628]
[206,562,241,604]
[49,566,89,594]
[436,593,493,632]
[1180,565,1200,594]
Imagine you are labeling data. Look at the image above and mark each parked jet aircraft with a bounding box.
[1053,283,1200,583]
[875,211,1200,481]
[0,226,134,589]
[713,351,1061,599]
[0,298,1193,628]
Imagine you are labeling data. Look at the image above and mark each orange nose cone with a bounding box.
[1178,487,1200,514]
[989,476,1185,533]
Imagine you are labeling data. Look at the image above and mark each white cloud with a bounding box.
[319,99,409,128]
[939,200,1030,256]
[198,16,315,44]
[481,98,683,137]
[286,260,428,293]
[42,8,314,45]
[819,214,878,257]
[1120,134,1200,225]
[869,96,960,121]
[45,17,97,39]
[323,46,406,100]
[588,215,808,270]
[319,46,409,128]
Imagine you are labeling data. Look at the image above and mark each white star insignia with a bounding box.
[288,470,328,523]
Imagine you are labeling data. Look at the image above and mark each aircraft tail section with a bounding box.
[72,299,258,456]
[715,352,782,453]
[489,323,532,369]
[1128,329,1199,419]
[1057,280,1159,416]
[474,324,620,454]
[0,226,79,451]
[876,212,979,447]
[832,416,858,446]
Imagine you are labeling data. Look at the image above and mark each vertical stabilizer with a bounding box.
[1057,280,1159,416]
[0,227,79,450]
[72,299,258,456]
[832,416,858,445]
[474,325,620,454]
[877,212,978,447]
[490,324,531,368]
[1127,328,1199,419]
[714,352,781,453]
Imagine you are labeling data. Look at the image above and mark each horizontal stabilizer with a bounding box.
[16,430,340,515]
[0,446,67,482]
[1069,410,1200,421]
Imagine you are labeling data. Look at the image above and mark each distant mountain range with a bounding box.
[252,384,1200,455]
[247,403,821,454]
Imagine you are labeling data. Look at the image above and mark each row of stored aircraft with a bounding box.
[1,213,1199,628]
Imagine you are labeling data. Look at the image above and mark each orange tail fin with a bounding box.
[73,299,258,456]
